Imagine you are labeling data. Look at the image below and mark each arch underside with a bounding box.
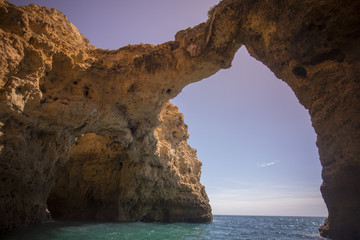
[0,0,359,239]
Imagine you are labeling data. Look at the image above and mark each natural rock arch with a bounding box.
[173,45,326,217]
[0,0,359,239]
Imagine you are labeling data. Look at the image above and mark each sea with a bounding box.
[1,215,328,240]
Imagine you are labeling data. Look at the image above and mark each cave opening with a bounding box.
[171,46,328,217]
[2,1,359,238]
[46,46,328,222]
[47,133,126,221]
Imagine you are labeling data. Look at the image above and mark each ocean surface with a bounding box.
[2,215,328,240]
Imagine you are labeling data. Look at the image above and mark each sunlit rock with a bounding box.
[0,0,359,239]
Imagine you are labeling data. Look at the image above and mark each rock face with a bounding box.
[0,0,359,239]
[229,1,360,239]
[47,102,211,222]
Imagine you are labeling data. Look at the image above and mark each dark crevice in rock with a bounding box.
[292,66,307,78]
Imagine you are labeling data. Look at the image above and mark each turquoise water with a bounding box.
[2,215,328,240]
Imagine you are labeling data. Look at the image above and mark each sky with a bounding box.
[10,0,327,217]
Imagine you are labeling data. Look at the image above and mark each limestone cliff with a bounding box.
[47,102,211,222]
[0,0,221,231]
[0,0,359,239]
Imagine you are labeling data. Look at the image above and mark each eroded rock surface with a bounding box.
[47,102,211,222]
[0,0,359,239]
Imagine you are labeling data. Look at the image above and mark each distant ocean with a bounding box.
[2,215,328,240]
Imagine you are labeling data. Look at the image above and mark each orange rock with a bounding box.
[0,1,359,239]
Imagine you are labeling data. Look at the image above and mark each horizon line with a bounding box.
[213,214,327,218]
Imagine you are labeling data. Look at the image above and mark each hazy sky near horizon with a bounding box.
[10,0,327,217]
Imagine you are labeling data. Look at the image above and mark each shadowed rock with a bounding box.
[0,0,359,239]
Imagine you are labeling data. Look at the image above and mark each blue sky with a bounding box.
[10,0,327,217]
